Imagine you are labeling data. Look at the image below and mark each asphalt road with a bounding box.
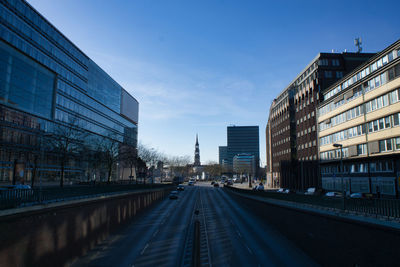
[72,182,317,267]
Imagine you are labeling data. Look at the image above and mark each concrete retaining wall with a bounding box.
[225,187,400,267]
[0,187,172,267]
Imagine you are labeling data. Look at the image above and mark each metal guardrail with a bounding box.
[225,186,400,219]
[0,183,172,210]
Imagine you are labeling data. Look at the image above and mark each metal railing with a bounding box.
[225,186,400,219]
[0,183,172,210]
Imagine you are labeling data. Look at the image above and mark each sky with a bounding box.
[28,0,400,165]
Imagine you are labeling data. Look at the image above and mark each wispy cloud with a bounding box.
[90,49,261,122]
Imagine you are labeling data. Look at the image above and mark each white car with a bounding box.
[304,187,316,195]
[350,192,363,199]
[325,191,342,197]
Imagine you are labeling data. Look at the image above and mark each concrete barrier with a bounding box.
[0,187,172,267]
[225,187,400,267]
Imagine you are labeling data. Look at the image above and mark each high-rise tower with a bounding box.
[194,134,201,166]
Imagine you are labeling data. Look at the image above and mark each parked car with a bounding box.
[226,179,233,186]
[177,184,184,191]
[325,191,342,197]
[304,187,316,195]
[277,188,284,193]
[169,191,179,199]
[213,183,219,187]
[211,181,215,185]
[188,181,194,186]
[350,192,363,199]
[283,189,294,194]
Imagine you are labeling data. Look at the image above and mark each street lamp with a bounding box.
[333,143,345,210]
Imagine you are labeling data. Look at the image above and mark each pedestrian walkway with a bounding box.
[225,187,400,231]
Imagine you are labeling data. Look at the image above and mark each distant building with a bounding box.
[233,153,256,177]
[219,146,228,165]
[194,134,201,166]
[318,40,400,197]
[266,51,374,190]
[227,126,259,173]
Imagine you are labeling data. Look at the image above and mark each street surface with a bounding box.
[73,182,316,267]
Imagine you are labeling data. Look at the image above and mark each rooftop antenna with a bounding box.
[354,37,362,53]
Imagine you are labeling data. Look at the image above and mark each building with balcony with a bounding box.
[318,39,400,197]
[0,0,138,184]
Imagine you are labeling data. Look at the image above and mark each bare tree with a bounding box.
[97,135,120,183]
[120,144,137,182]
[166,155,191,178]
[203,161,222,179]
[49,117,88,187]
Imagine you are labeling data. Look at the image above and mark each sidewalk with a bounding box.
[225,187,400,230]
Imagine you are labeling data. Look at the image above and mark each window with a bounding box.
[378,118,384,129]
[379,139,393,152]
[395,114,400,126]
[357,144,366,155]
[325,71,332,78]
[387,139,392,150]
[385,116,391,128]
[396,137,400,150]
[374,120,379,131]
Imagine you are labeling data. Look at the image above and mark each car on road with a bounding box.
[188,181,194,186]
[226,179,233,186]
[325,191,342,197]
[177,184,184,191]
[169,191,179,199]
[211,181,215,185]
[213,183,219,187]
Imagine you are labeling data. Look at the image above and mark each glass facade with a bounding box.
[0,0,138,183]
[227,126,259,171]
[0,40,55,118]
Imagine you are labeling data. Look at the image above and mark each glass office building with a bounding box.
[0,0,138,183]
[227,126,259,173]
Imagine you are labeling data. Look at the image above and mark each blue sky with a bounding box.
[28,0,400,165]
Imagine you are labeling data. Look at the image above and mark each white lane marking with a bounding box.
[235,229,242,237]
[245,244,253,254]
[152,229,159,237]
[140,243,149,255]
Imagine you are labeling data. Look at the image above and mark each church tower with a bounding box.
[194,134,201,166]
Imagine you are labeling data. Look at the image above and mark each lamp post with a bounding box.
[333,143,345,210]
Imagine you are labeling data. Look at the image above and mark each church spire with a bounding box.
[194,134,200,166]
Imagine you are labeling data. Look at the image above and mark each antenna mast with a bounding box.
[354,37,362,53]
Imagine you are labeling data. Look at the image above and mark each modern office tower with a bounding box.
[233,153,256,177]
[218,146,227,165]
[318,40,400,197]
[267,52,374,190]
[227,126,259,173]
[0,0,138,184]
